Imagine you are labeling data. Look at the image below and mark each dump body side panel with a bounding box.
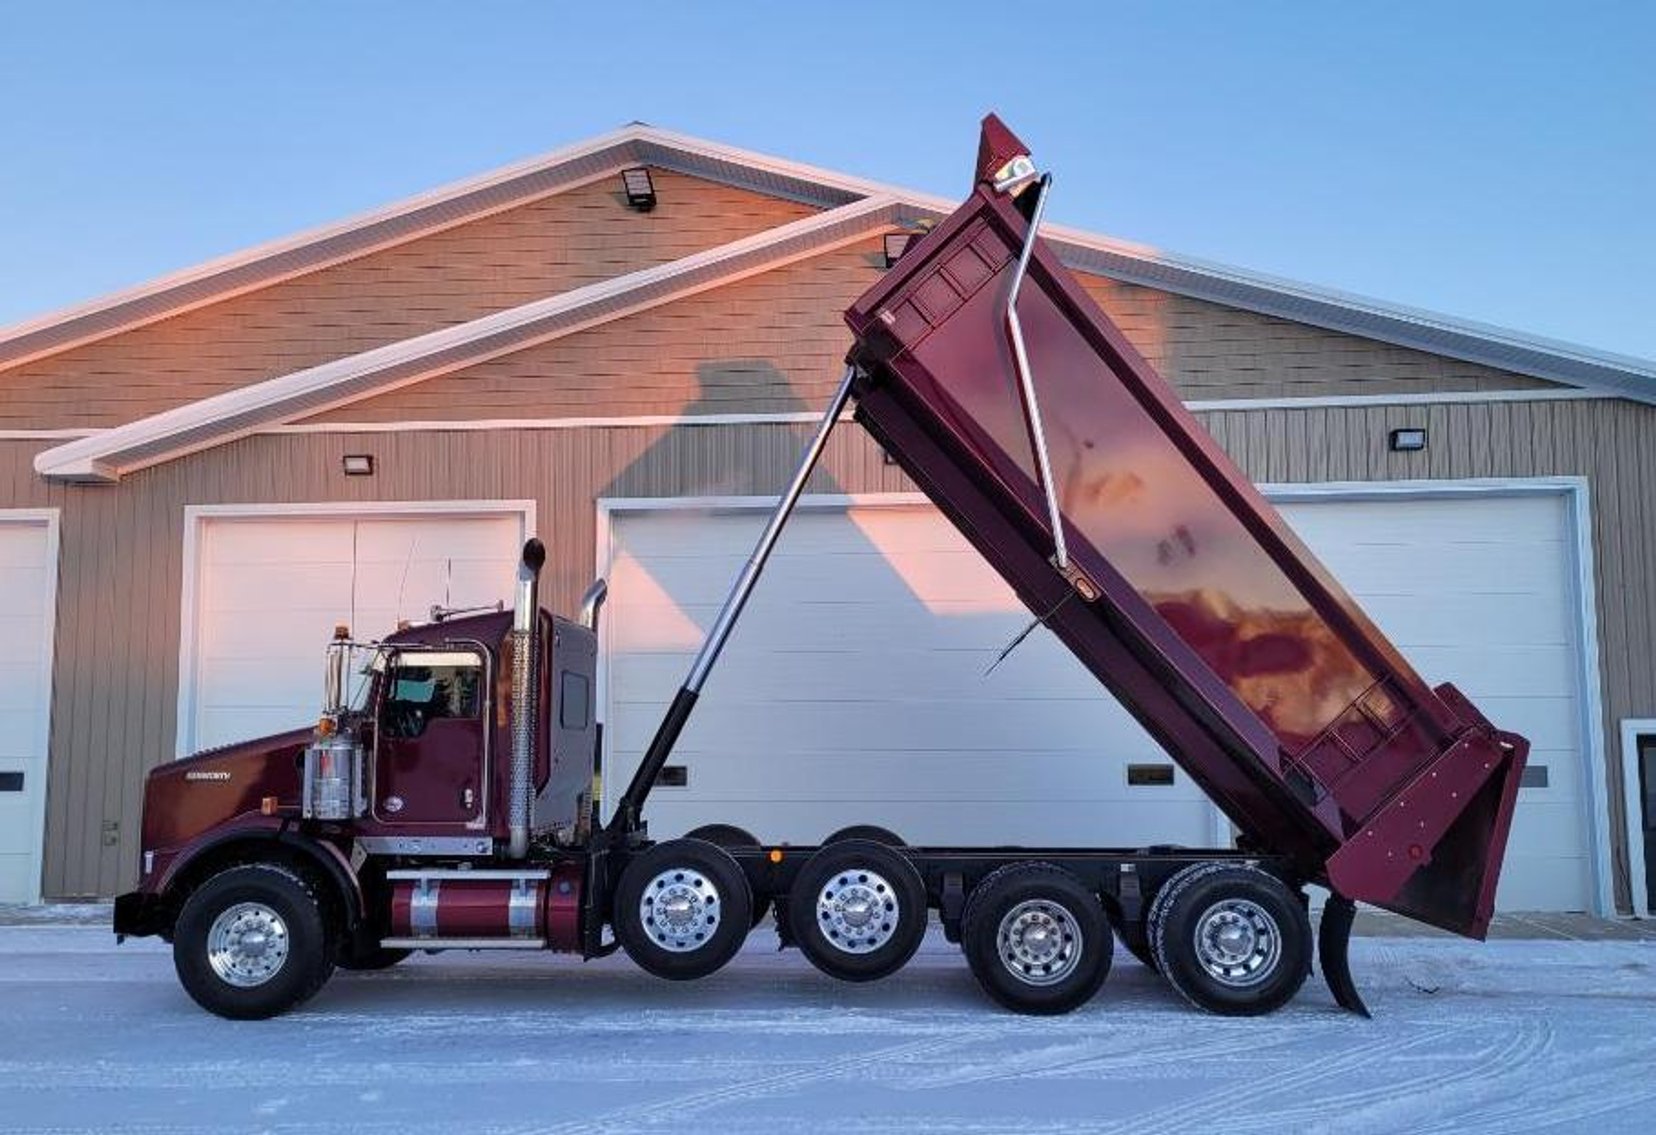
[844,116,1527,936]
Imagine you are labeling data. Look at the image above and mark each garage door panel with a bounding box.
[1504,799,1593,858]
[197,707,314,749]
[203,562,355,616]
[204,519,356,563]
[1278,495,1564,545]
[0,659,44,713]
[0,716,43,760]
[1354,593,1571,648]
[614,639,1111,705]
[1399,644,1575,697]
[618,509,969,559]
[612,600,1036,656]
[1495,854,1589,910]
[1298,541,1567,596]
[613,548,1017,609]
[609,695,1151,758]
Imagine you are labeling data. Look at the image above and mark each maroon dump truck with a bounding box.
[115,116,1527,1020]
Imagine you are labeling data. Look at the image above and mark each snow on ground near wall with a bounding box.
[1,927,1651,1135]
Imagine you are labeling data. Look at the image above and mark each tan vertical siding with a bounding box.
[8,395,1655,902]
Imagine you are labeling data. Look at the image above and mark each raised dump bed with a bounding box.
[845,115,1529,940]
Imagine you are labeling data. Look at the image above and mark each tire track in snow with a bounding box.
[1213,1016,1554,1133]
[509,1032,988,1135]
[1102,1020,1494,1135]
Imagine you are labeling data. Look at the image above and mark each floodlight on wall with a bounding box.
[1388,428,1428,452]
[342,454,375,476]
[883,231,916,268]
[621,167,656,212]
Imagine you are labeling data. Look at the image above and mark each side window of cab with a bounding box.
[379,654,482,739]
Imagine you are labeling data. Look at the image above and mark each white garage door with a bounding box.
[183,508,527,754]
[0,515,57,903]
[605,491,1591,912]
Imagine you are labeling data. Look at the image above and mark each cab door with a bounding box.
[373,650,488,826]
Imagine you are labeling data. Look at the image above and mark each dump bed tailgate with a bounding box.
[843,116,1528,937]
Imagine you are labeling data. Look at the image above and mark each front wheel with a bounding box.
[1147,863,1310,1016]
[614,838,753,980]
[172,863,336,1019]
[961,863,1112,1015]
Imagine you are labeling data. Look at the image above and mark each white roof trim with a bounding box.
[34,196,907,482]
[5,121,1652,411]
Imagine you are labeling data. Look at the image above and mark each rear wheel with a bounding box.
[788,840,928,982]
[962,863,1111,1015]
[173,863,336,1019]
[1148,863,1309,1016]
[614,838,753,980]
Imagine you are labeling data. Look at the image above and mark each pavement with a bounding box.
[1,914,1652,1134]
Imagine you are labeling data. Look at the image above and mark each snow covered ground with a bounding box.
[1,924,1652,1134]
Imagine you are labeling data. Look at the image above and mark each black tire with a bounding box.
[1147,862,1310,1016]
[337,945,412,972]
[614,838,753,981]
[823,824,906,847]
[685,824,771,928]
[787,840,928,983]
[172,863,337,1019]
[961,863,1112,1015]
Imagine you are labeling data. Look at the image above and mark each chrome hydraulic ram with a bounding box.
[608,364,860,835]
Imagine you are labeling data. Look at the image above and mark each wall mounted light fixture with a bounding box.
[1388,428,1427,452]
[883,231,916,268]
[342,454,375,476]
[621,167,656,212]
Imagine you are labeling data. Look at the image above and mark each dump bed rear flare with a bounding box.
[842,114,1528,940]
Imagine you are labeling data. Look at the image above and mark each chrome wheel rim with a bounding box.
[1193,898,1281,987]
[207,902,291,988]
[640,868,721,952]
[997,899,1083,987]
[815,868,901,955]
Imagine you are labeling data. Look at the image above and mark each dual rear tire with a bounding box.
[961,863,1113,1015]
[788,840,928,983]
[1146,862,1310,1016]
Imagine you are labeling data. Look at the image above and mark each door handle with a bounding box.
[462,786,476,810]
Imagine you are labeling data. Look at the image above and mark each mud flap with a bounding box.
[1318,893,1370,1018]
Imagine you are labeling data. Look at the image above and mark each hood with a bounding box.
[142,728,313,851]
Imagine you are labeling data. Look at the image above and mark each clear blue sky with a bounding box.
[2,2,1651,359]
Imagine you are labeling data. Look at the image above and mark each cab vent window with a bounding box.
[560,671,592,730]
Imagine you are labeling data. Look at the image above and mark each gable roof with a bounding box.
[16,122,1656,481]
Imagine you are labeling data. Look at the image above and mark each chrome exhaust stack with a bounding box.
[578,578,608,632]
[508,538,546,859]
